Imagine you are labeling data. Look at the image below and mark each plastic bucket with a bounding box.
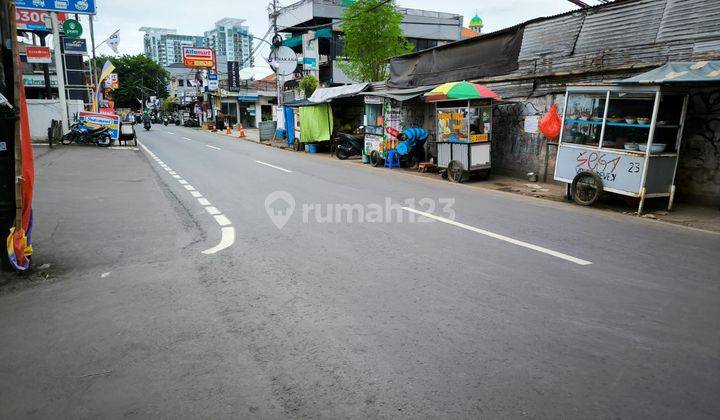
[307,144,317,153]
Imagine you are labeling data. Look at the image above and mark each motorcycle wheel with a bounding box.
[335,147,350,160]
[61,133,74,145]
[96,134,111,147]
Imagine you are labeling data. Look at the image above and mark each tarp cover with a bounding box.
[360,85,434,101]
[300,104,333,143]
[308,83,369,103]
[619,61,720,84]
[388,26,524,89]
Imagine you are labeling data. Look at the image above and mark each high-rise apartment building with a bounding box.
[140,27,206,67]
[203,18,254,67]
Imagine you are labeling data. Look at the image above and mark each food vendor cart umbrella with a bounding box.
[424,81,501,102]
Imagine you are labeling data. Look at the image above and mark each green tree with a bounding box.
[297,75,319,98]
[91,54,170,109]
[339,0,413,82]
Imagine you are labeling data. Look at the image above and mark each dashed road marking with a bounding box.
[139,141,235,255]
[255,160,292,173]
[401,207,592,266]
[182,137,192,141]
[206,144,222,150]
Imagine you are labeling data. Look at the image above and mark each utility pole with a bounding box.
[88,15,97,93]
[271,0,283,111]
[50,12,69,132]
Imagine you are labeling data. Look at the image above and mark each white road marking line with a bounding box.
[167,131,175,135]
[202,227,235,255]
[101,272,110,278]
[164,168,172,172]
[182,137,192,141]
[205,206,221,215]
[168,171,177,175]
[157,160,164,164]
[255,160,293,173]
[178,179,188,185]
[205,144,221,150]
[140,141,234,255]
[197,198,211,206]
[214,215,231,226]
[401,207,593,266]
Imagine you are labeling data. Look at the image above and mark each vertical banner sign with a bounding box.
[208,73,218,91]
[24,46,52,63]
[104,73,119,90]
[302,31,319,74]
[12,0,97,14]
[227,61,240,91]
[15,9,67,31]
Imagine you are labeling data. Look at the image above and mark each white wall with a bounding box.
[26,99,84,141]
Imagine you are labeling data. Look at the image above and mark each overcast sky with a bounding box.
[85,0,597,76]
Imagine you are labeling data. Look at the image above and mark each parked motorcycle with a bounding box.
[183,117,200,128]
[335,132,365,160]
[163,116,169,126]
[60,122,112,147]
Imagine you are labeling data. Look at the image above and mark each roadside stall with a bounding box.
[360,86,433,166]
[551,61,718,213]
[424,81,500,182]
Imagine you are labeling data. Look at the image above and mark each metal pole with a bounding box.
[88,15,97,93]
[50,12,69,132]
[637,89,662,215]
[39,34,52,99]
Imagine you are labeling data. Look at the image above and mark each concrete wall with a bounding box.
[26,99,84,141]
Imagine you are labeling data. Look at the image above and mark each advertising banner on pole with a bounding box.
[24,46,51,63]
[182,47,215,69]
[227,61,240,91]
[13,0,96,14]
[302,31,319,75]
[62,37,87,55]
[78,111,120,140]
[208,73,218,91]
[15,8,66,31]
[104,73,119,90]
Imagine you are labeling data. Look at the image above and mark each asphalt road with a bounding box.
[1,124,719,419]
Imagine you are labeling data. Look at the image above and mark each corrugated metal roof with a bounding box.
[518,12,584,62]
[657,0,720,42]
[574,0,665,54]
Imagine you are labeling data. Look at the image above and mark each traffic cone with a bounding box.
[226,123,231,135]
[238,123,246,138]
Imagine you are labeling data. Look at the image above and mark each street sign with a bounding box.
[13,0,97,14]
[208,73,218,91]
[24,46,51,63]
[227,61,240,91]
[15,8,66,31]
[62,37,87,55]
[62,19,82,38]
[182,47,215,69]
[269,46,298,76]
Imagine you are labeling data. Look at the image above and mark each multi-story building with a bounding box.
[203,18,254,67]
[273,0,464,85]
[140,27,204,67]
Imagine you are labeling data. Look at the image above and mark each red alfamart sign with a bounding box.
[16,9,67,31]
[182,47,215,69]
[25,46,51,64]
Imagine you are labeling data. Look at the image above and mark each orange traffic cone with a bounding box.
[238,123,246,138]
[226,123,231,135]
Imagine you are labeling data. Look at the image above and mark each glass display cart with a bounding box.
[433,99,493,182]
[554,85,688,213]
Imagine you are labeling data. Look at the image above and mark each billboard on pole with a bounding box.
[15,8,67,31]
[24,46,51,64]
[182,47,215,69]
[13,0,97,14]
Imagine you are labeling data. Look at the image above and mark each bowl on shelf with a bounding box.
[637,118,651,125]
[624,142,640,151]
[638,143,666,153]
[625,118,637,124]
[608,117,623,123]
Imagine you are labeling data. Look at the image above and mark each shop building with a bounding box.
[386,0,720,205]
[274,0,463,86]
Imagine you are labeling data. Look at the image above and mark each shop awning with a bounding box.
[282,28,333,48]
[619,61,720,84]
[360,85,434,101]
[308,82,369,103]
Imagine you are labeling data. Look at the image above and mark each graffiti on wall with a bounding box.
[677,88,720,202]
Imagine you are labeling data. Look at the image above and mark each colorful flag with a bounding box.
[106,30,120,54]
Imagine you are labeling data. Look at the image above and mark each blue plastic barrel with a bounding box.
[307,144,317,153]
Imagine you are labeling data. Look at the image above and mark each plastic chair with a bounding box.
[384,150,401,168]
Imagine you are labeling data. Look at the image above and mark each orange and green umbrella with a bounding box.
[424,81,501,102]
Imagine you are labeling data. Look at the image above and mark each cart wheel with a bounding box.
[477,169,491,180]
[571,171,603,206]
[370,150,383,167]
[447,160,465,183]
[440,169,448,179]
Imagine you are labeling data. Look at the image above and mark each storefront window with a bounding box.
[437,107,468,142]
[561,93,606,146]
[468,106,491,142]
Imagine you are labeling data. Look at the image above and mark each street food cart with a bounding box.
[425,82,500,182]
[554,84,689,213]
